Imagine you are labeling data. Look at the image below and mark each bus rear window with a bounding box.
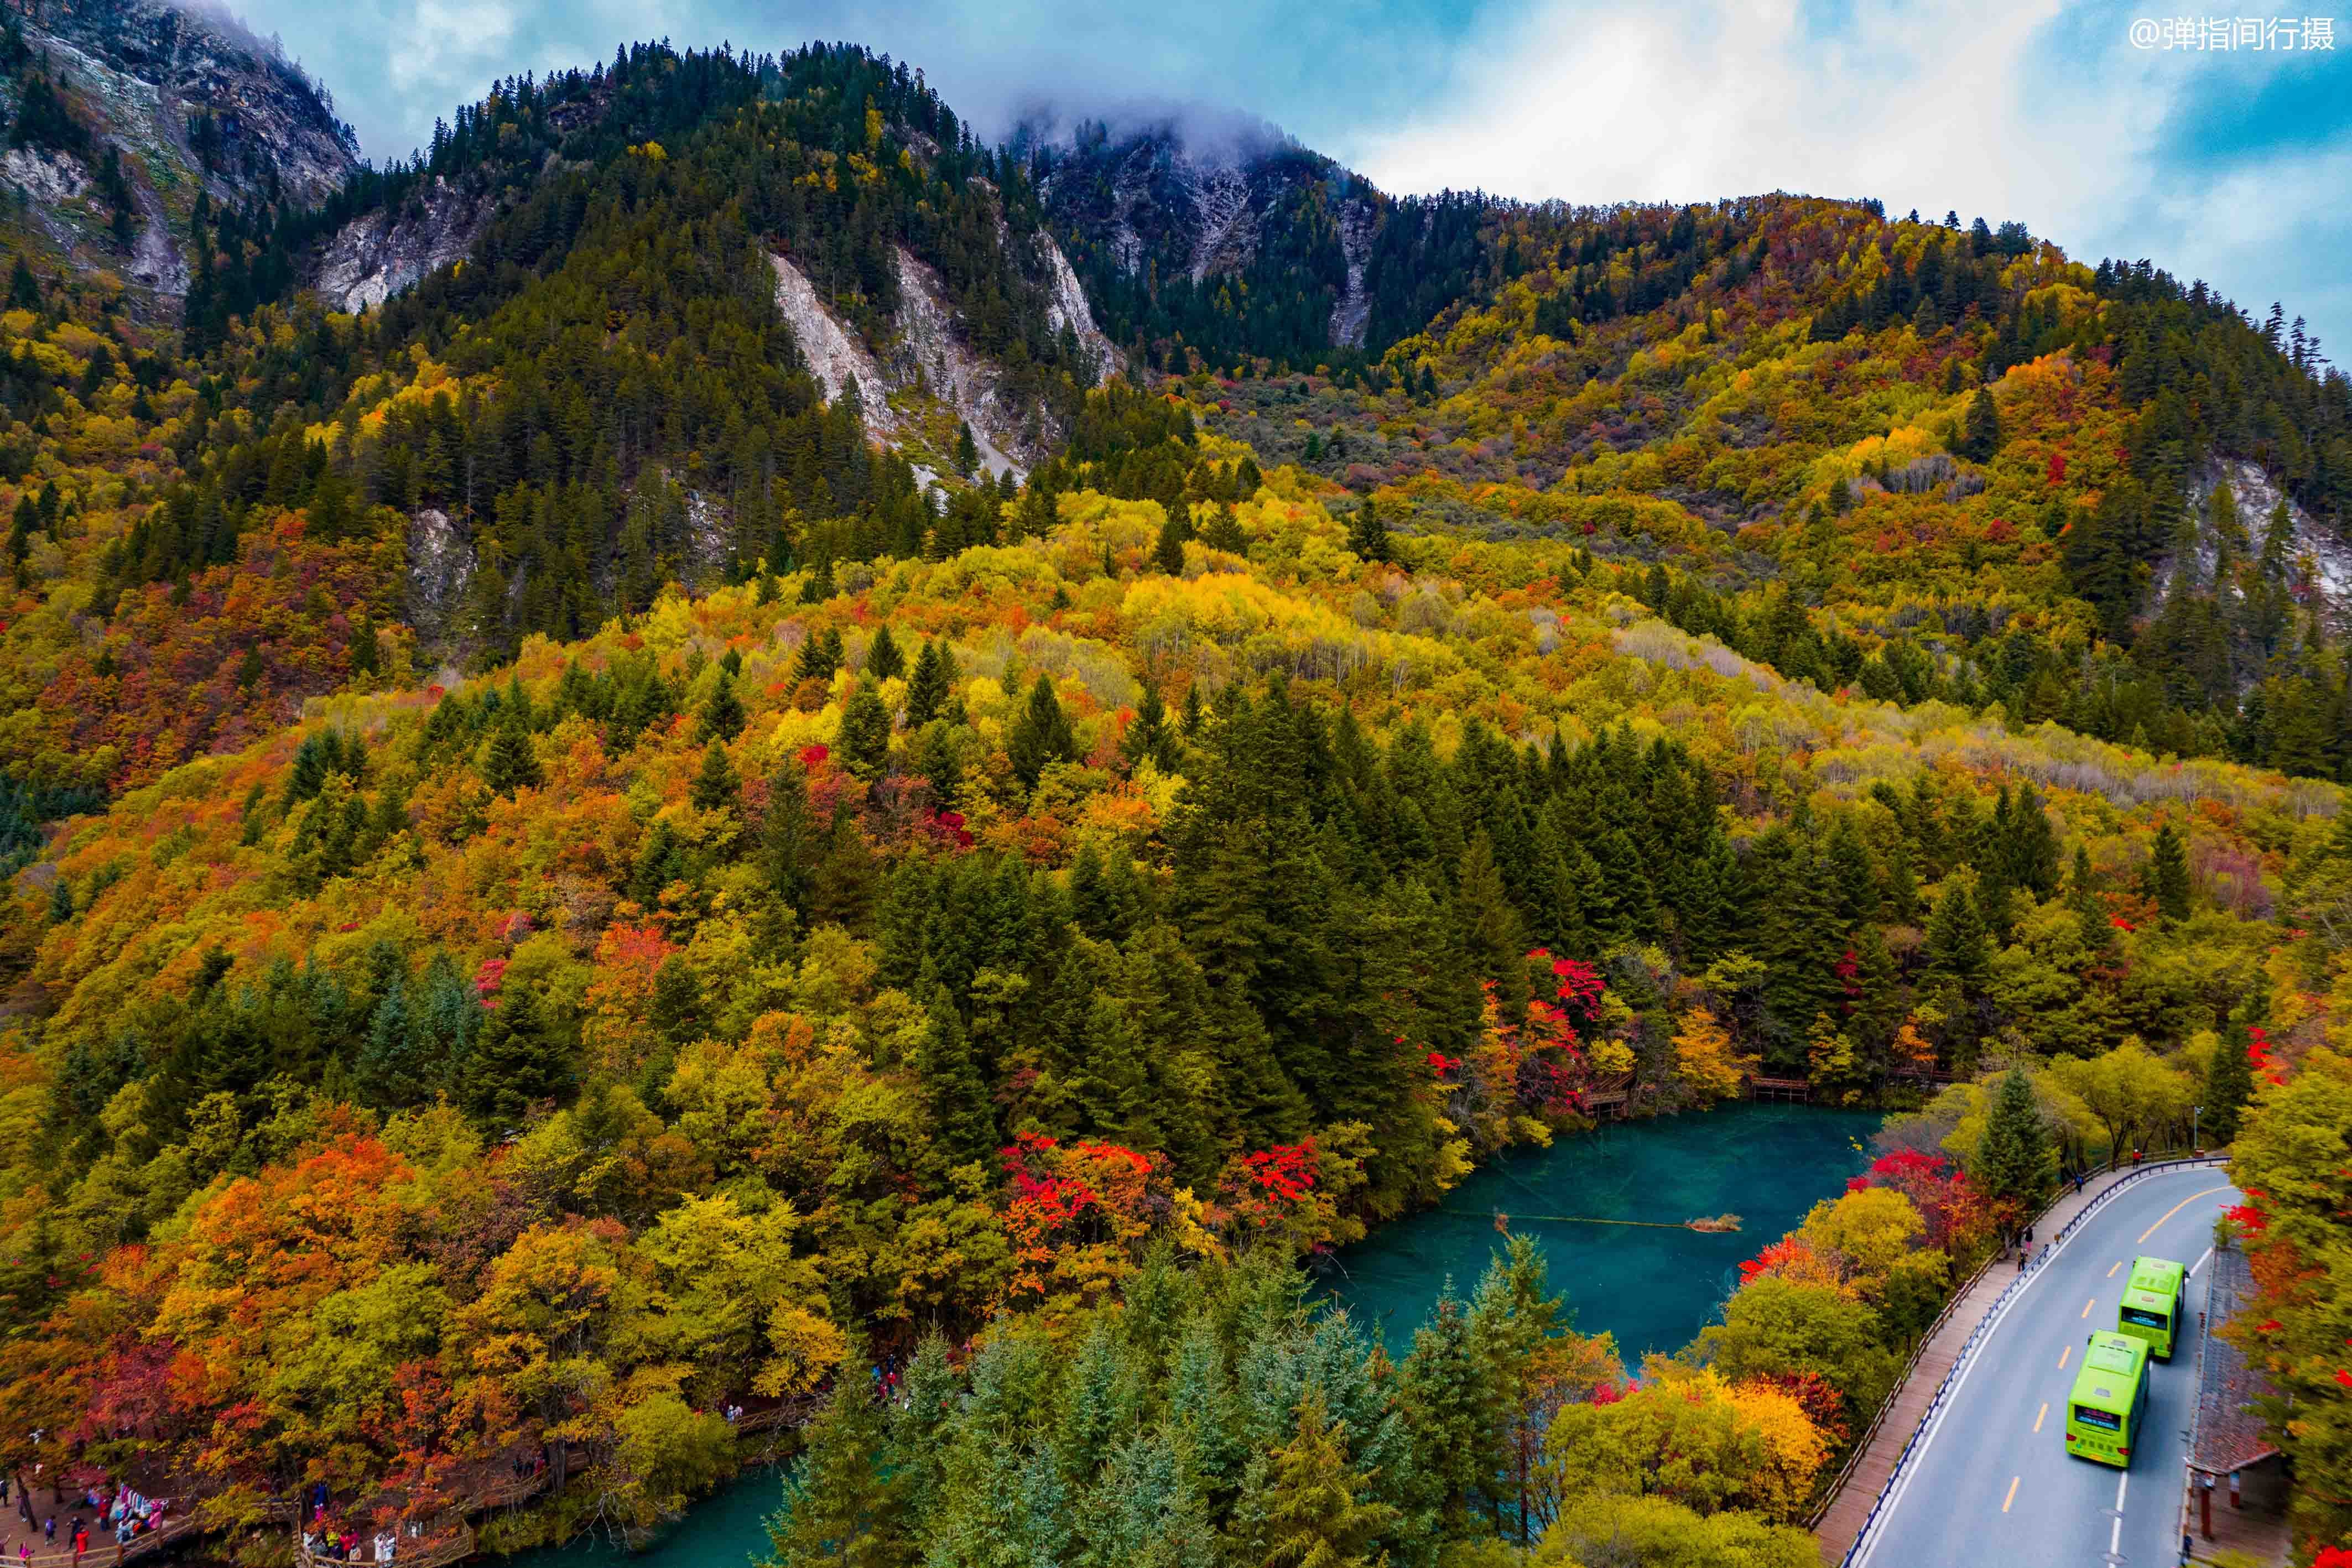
[2121,1307,2168,1330]
[2074,1405,2122,1432]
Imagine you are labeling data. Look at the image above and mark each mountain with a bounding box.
[0,0,356,305]
[1020,108,1495,370]
[0,25,2346,1567]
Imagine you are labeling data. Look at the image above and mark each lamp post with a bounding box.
[2192,1104,2201,1156]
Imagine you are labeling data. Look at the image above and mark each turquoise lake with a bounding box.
[507,1102,1878,1567]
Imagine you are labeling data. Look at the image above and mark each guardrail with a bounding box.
[1819,1154,2230,1561]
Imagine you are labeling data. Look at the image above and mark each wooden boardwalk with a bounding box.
[1810,1163,2177,1564]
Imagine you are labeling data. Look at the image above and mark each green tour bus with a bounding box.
[2116,1256,2187,1360]
[2065,1331,2151,1468]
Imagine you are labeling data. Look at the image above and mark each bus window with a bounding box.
[2073,1405,2122,1432]
[2120,1306,2168,1330]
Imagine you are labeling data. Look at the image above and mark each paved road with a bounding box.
[1853,1165,2238,1568]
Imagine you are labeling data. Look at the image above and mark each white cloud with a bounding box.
[1346,0,2157,227]
[1333,0,2350,358]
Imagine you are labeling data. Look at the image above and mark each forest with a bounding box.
[0,27,2343,1568]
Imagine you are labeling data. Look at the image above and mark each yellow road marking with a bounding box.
[2059,1345,2072,1369]
[2108,1260,2122,1278]
[2033,1402,2048,1433]
[2138,1186,2229,1245]
[2003,1476,2020,1513]
[2082,1296,2095,1319]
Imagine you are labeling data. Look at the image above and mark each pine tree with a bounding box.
[1153,512,1188,574]
[1121,684,1177,772]
[481,717,542,795]
[649,956,704,1046]
[1455,832,1528,1018]
[2203,1011,2256,1148]
[629,819,685,905]
[1202,501,1248,554]
[697,671,746,742]
[45,873,72,924]
[1399,1283,1492,1532]
[464,984,571,1126]
[1345,497,1390,564]
[865,624,906,681]
[793,628,844,685]
[1974,1067,2053,1215]
[904,638,956,728]
[1961,388,2002,460]
[1008,674,1079,788]
[1253,1388,1398,1568]
[916,989,996,1164]
[837,687,892,781]
[762,761,816,919]
[690,739,740,814]
[2148,824,2192,921]
[1923,876,1989,984]
[767,1382,908,1568]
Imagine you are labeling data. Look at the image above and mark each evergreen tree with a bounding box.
[1345,497,1390,564]
[865,624,906,681]
[794,628,844,685]
[649,956,704,1046]
[1153,512,1188,575]
[464,984,571,1126]
[1202,501,1248,554]
[2204,989,2263,1147]
[2147,824,2192,921]
[481,717,543,795]
[837,687,892,780]
[690,739,741,814]
[1398,1284,1494,1531]
[45,873,71,925]
[915,722,964,808]
[916,989,996,1165]
[1974,1067,2054,1216]
[906,638,956,727]
[1961,388,2002,460]
[698,671,747,743]
[629,819,686,905]
[1008,674,1079,787]
[1923,876,1989,984]
[762,762,817,920]
[767,1382,908,1568]
[1252,1388,1398,1568]
[1121,683,1177,773]
[356,973,431,1107]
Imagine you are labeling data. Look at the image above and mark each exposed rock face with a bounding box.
[1330,201,1374,350]
[0,0,358,305]
[769,238,1118,484]
[35,0,357,205]
[887,246,1026,478]
[1024,112,1381,347]
[404,508,474,650]
[768,252,896,429]
[1037,232,1118,380]
[2192,459,2352,637]
[312,178,488,311]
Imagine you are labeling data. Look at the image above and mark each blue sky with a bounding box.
[238,0,2352,362]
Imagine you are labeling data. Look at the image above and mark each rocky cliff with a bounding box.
[0,0,357,306]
